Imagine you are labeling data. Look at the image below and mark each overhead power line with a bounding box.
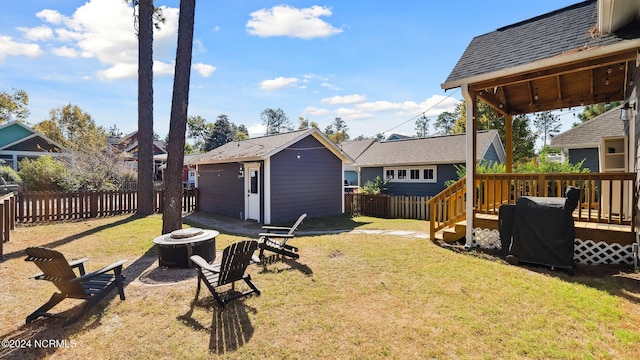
[379,88,461,135]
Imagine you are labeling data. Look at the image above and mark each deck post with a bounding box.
[505,114,513,173]
[462,84,476,247]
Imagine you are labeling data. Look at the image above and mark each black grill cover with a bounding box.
[500,187,580,269]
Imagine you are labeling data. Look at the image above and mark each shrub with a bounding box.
[445,161,505,187]
[360,176,388,195]
[444,155,589,188]
[0,165,21,183]
[17,156,73,191]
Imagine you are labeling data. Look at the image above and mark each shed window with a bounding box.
[250,170,258,194]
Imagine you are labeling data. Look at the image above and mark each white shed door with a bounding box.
[245,164,260,220]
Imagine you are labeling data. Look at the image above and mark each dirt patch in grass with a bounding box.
[134,260,198,285]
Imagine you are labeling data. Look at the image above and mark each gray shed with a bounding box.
[190,128,353,224]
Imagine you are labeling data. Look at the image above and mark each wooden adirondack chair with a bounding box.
[24,246,127,327]
[190,240,261,308]
[258,213,307,260]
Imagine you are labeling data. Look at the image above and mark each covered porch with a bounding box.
[436,0,640,264]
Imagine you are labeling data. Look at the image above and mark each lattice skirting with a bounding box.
[471,227,637,265]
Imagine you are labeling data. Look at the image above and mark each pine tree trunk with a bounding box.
[162,0,196,234]
[136,0,155,216]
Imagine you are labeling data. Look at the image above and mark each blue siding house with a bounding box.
[0,121,67,170]
[341,130,505,197]
[550,105,625,172]
[190,128,352,224]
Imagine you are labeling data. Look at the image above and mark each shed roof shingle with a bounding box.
[550,105,625,148]
[190,128,351,164]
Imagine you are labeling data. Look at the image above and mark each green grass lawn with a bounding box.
[1,214,639,359]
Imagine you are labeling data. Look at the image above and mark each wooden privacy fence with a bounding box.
[1,192,17,258]
[345,193,431,220]
[16,188,198,224]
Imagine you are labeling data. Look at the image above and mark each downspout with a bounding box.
[462,84,476,247]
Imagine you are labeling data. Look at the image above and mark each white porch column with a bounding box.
[462,84,475,247]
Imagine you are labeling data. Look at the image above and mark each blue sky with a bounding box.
[1,0,581,141]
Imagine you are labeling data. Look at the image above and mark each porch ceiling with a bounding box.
[470,49,638,116]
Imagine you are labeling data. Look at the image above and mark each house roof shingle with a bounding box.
[345,130,502,166]
[339,139,375,161]
[550,105,625,148]
[191,128,352,165]
[443,0,640,86]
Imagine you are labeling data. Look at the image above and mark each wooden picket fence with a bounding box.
[345,193,431,220]
[15,188,198,224]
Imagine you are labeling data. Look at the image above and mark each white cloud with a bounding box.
[303,73,328,82]
[193,63,216,77]
[24,0,184,80]
[303,106,331,116]
[355,95,460,116]
[55,28,83,42]
[321,94,367,105]
[321,82,341,91]
[52,46,80,58]
[36,9,65,25]
[247,5,343,39]
[97,63,137,80]
[336,108,373,120]
[0,35,42,61]
[259,76,299,91]
[18,25,54,41]
[153,61,175,76]
[356,100,403,112]
[193,39,206,54]
[248,123,267,137]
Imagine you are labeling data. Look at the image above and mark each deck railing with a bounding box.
[428,172,637,240]
[428,177,466,237]
[1,192,17,258]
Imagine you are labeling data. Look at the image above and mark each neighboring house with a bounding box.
[0,121,67,170]
[385,133,412,141]
[341,130,505,196]
[340,138,375,186]
[190,128,353,224]
[108,131,167,179]
[550,105,625,172]
[157,153,202,188]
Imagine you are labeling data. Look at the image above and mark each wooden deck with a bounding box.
[469,213,635,246]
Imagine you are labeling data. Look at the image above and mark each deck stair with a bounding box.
[435,221,466,243]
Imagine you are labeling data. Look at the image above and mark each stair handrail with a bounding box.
[428,176,466,241]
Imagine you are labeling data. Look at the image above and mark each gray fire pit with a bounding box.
[153,228,219,268]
